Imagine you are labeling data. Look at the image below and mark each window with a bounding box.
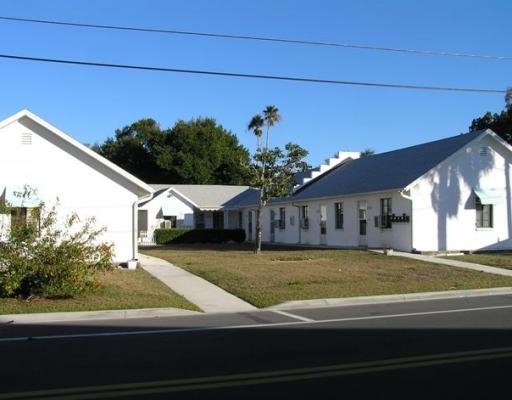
[476,197,493,228]
[301,205,309,229]
[279,207,286,229]
[11,207,28,230]
[334,202,344,229]
[238,211,243,229]
[380,198,392,229]
[10,207,40,234]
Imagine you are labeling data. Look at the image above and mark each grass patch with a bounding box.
[144,244,512,308]
[0,268,200,314]
[441,253,512,270]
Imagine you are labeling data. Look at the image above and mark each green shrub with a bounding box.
[0,206,114,298]
[154,228,246,244]
[154,228,191,244]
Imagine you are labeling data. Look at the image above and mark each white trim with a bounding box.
[0,109,153,198]
[165,187,200,209]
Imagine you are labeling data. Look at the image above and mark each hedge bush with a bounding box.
[154,228,246,244]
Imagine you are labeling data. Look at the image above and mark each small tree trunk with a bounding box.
[254,189,265,254]
[255,209,262,254]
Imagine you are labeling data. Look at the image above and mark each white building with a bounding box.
[0,109,153,264]
[138,184,253,243]
[234,129,512,253]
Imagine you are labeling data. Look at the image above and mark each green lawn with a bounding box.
[441,252,512,270]
[0,268,200,314]
[144,244,512,308]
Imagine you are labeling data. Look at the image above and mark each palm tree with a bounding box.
[248,114,264,149]
[247,106,282,254]
[263,105,281,148]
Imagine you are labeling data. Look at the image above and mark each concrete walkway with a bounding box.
[373,250,512,277]
[138,254,257,313]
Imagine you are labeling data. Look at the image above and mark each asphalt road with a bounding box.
[1,294,512,399]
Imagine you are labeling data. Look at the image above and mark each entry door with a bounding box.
[270,210,276,243]
[319,205,327,245]
[248,211,253,241]
[358,200,367,247]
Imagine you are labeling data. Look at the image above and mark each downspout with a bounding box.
[292,203,301,245]
[132,192,153,266]
[399,188,414,252]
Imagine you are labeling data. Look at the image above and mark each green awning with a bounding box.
[474,187,506,205]
[3,186,43,207]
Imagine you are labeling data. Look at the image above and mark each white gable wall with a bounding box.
[411,134,512,252]
[138,190,195,240]
[0,118,140,263]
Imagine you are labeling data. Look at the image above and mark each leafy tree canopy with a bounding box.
[93,117,250,185]
[360,148,375,157]
[469,89,512,144]
[250,143,310,202]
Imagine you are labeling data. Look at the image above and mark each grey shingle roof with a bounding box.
[222,187,260,209]
[291,130,487,201]
[145,184,251,210]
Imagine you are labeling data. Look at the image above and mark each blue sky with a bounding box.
[0,0,510,166]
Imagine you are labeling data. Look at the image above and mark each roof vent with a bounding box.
[21,132,32,145]
[479,146,489,157]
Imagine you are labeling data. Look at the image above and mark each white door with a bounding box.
[248,211,253,241]
[319,205,327,245]
[358,200,367,247]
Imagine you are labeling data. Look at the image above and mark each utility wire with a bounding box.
[1,15,511,61]
[0,53,505,94]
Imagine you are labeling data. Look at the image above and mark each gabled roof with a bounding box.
[144,184,252,210]
[0,109,154,198]
[222,187,260,209]
[292,129,492,201]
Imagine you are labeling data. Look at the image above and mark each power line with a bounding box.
[0,53,505,94]
[1,15,511,61]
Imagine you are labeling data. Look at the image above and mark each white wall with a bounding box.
[0,119,139,263]
[411,135,512,252]
[262,192,413,251]
[139,191,195,240]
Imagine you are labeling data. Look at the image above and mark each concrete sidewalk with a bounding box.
[379,250,512,277]
[138,254,257,313]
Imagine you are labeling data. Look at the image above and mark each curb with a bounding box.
[0,307,200,324]
[3,287,512,324]
[268,287,512,310]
